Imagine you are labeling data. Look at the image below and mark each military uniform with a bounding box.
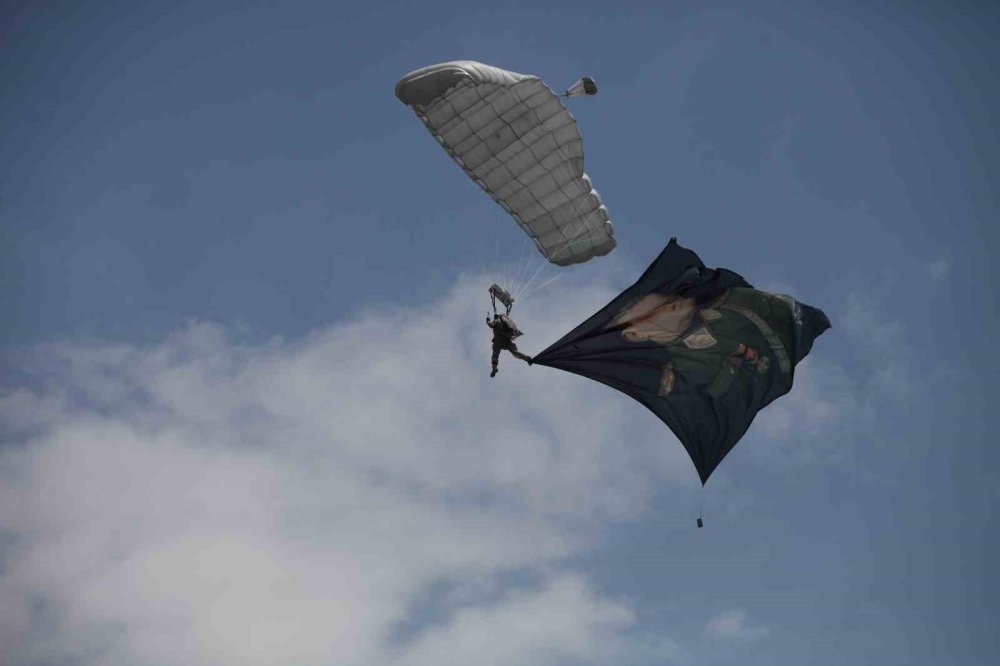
[487,314,531,375]
[657,288,799,405]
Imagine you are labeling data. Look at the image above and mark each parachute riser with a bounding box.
[489,283,515,315]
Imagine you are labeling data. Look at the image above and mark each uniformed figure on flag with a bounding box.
[608,281,799,403]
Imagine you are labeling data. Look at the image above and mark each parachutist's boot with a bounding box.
[490,366,498,378]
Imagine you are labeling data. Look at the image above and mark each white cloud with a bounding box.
[750,354,858,468]
[746,286,917,477]
[705,608,769,641]
[0,263,918,664]
[840,291,914,401]
[393,574,635,666]
[0,272,681,666]
[928,258,949,281]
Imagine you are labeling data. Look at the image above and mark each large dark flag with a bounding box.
[532,238,831,484]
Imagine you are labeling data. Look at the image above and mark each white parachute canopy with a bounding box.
[395,60,616,267]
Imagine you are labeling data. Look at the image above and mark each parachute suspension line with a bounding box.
[517,236,535,295]
[479,190,553,316]
[500,207,520,300]
[516,255,550,302]
[494,211,503,290]
[477,235,503,309]
[516,214,596,302]
[512,239,542,301]
[488,206,516,308]
[476,228,492,289]
[501,206,519,297]
[496,212,507,295]
[514,218,591,305]
[508,193,595,305]
[697,487,706,528]
[476,236,493,288]
[518,272,562,303]
[517,253,548,302]
[512,222,547,300]
[516,194,594,301]
[513,213,533,296]
[510,230,531,299]
[516,246,558,301]
[479,240,493,290]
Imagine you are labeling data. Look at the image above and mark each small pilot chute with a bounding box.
[564,77,598,98]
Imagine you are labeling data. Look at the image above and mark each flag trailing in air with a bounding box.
[532,238,831,484]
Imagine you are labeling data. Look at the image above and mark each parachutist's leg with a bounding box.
[491,342,501,378]
[507,342,532,364]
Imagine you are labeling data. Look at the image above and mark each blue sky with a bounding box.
[2,1,997,664]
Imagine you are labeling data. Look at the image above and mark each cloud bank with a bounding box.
[0,272,688,666]
[0,268,906,665]
[705,608,769,641]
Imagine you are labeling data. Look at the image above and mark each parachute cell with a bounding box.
[395,61,616,266]
[532,238,831,484]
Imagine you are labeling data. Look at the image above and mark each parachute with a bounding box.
[395,60,616,267]
[532,238,831,484]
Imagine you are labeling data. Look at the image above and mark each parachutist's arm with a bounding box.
[486,316,495,328]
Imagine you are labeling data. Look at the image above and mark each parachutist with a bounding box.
[487,313,532,377]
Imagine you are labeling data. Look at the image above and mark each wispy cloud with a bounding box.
[0,263,920,664]
[742,285,917,481]
[705,608,769,641]
[393,575,634,666]
[928,258,949,281]
[840,291,914,401]
[0,274,681,666]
